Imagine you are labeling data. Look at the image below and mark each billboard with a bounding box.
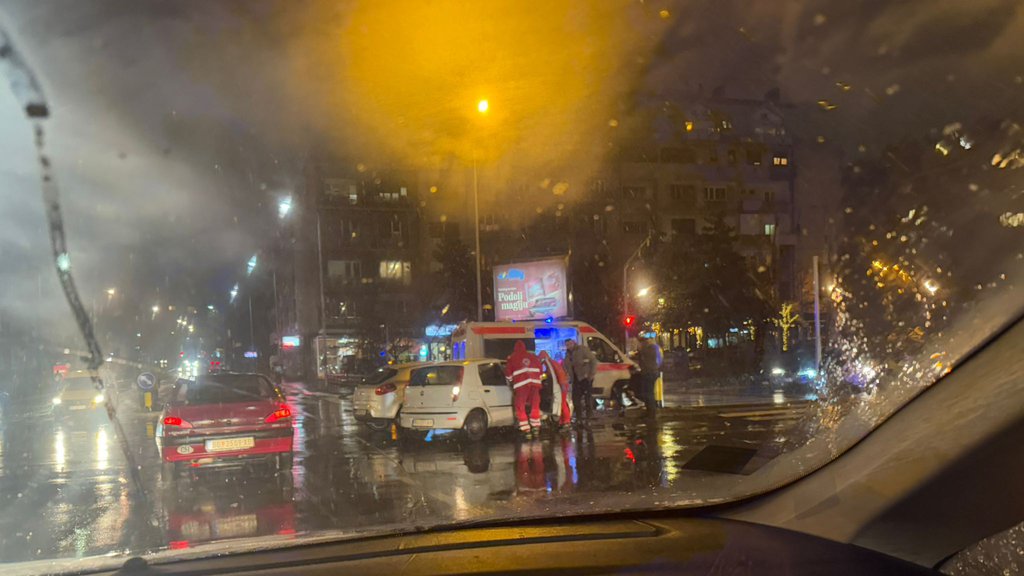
[493,257,569,321]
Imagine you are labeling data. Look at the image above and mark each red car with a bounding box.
[157,373,293,476]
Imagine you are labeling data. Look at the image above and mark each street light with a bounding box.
[636,286,652,298]
[246,254,258,276]
[151,305,160,314]
[472,99,488,321]
[278,196,292,219]
[105,287,116,297]
[622,231,654,350]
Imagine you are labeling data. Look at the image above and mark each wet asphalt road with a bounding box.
[0,375,815,565]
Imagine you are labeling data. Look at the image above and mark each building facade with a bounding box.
[275,91,807,374]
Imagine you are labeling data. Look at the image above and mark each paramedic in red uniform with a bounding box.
[505,340,544,437]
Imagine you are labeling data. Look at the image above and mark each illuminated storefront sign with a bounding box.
[493,257,568,321]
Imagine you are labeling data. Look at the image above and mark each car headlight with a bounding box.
[94,394,105,403]
[52,397,62,405]
[771,367,786,376]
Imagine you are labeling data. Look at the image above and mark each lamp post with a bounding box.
[622,231,653,351]
[473,99,489,322]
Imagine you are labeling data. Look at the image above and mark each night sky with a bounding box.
[1,0,1022,339]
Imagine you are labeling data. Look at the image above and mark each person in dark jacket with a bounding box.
[563,339,597,423]
[637,335,663,418]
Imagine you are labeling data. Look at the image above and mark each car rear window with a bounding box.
[410,365,463,387]
[63,377,95,391]
[362,367,398,386]
[184,374,279,404]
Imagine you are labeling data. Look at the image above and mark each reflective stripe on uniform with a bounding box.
[512,367,540,376]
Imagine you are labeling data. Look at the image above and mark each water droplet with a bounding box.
[659,9,671,19]
[813,13,827,25]
[439,214,447,222]
[608,118,619,127]
[884,84,901,96]
[429,185,438,194]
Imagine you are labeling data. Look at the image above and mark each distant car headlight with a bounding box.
[93,394,105,403]
[771,367,786,376]
[52,397,62,405]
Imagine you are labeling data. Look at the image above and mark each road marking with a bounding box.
[742,414,807,422]
[717,407,810,419]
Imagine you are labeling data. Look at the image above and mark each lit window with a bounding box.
[764,223,776,236]
[772,155,789,166]
[684,121,694,132]
[379,260,412,285]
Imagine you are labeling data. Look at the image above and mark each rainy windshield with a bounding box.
[1,1,1023,573]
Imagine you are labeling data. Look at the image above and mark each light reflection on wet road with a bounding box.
[0,377,814,564]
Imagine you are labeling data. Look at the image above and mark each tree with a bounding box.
[432,235,475,322]
[773,302,800,352]
[652,214,769,341]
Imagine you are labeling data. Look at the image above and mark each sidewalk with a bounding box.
[661,375,817,408]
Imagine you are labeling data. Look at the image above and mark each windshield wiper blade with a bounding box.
[0,26,149,506]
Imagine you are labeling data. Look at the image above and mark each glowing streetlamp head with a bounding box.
[477,99,489,114]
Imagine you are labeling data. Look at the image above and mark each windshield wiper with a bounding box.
[1,26,148,505]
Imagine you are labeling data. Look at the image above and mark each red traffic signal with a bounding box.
[623,315,636,327]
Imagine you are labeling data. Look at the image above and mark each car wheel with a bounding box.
[463,409,488,442]
[160,461,182,483]
[276,452,294,470]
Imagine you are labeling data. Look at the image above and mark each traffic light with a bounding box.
[623,315,636,328]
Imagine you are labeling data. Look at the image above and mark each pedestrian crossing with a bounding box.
[715,402,812,422]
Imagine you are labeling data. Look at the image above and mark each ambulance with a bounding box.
[449,321,636,407]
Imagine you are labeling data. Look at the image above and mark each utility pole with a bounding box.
[813,255,822,375]
[473,156,483,322]
[622,231,653,352]
[248,295,255,356]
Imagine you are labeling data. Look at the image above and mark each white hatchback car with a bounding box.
[399,360,513,441]
[399,358,569,441]
[351,362,431,430]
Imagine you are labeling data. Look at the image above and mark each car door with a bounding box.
[585,336,629,396]
[476,362,513,426]
[404,365,464,412]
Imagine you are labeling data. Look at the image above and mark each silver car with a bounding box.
[351,362,431,430]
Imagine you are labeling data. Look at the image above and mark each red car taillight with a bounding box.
[265,404,292,423]
[375,382,397,395]
[162,416,192,428]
